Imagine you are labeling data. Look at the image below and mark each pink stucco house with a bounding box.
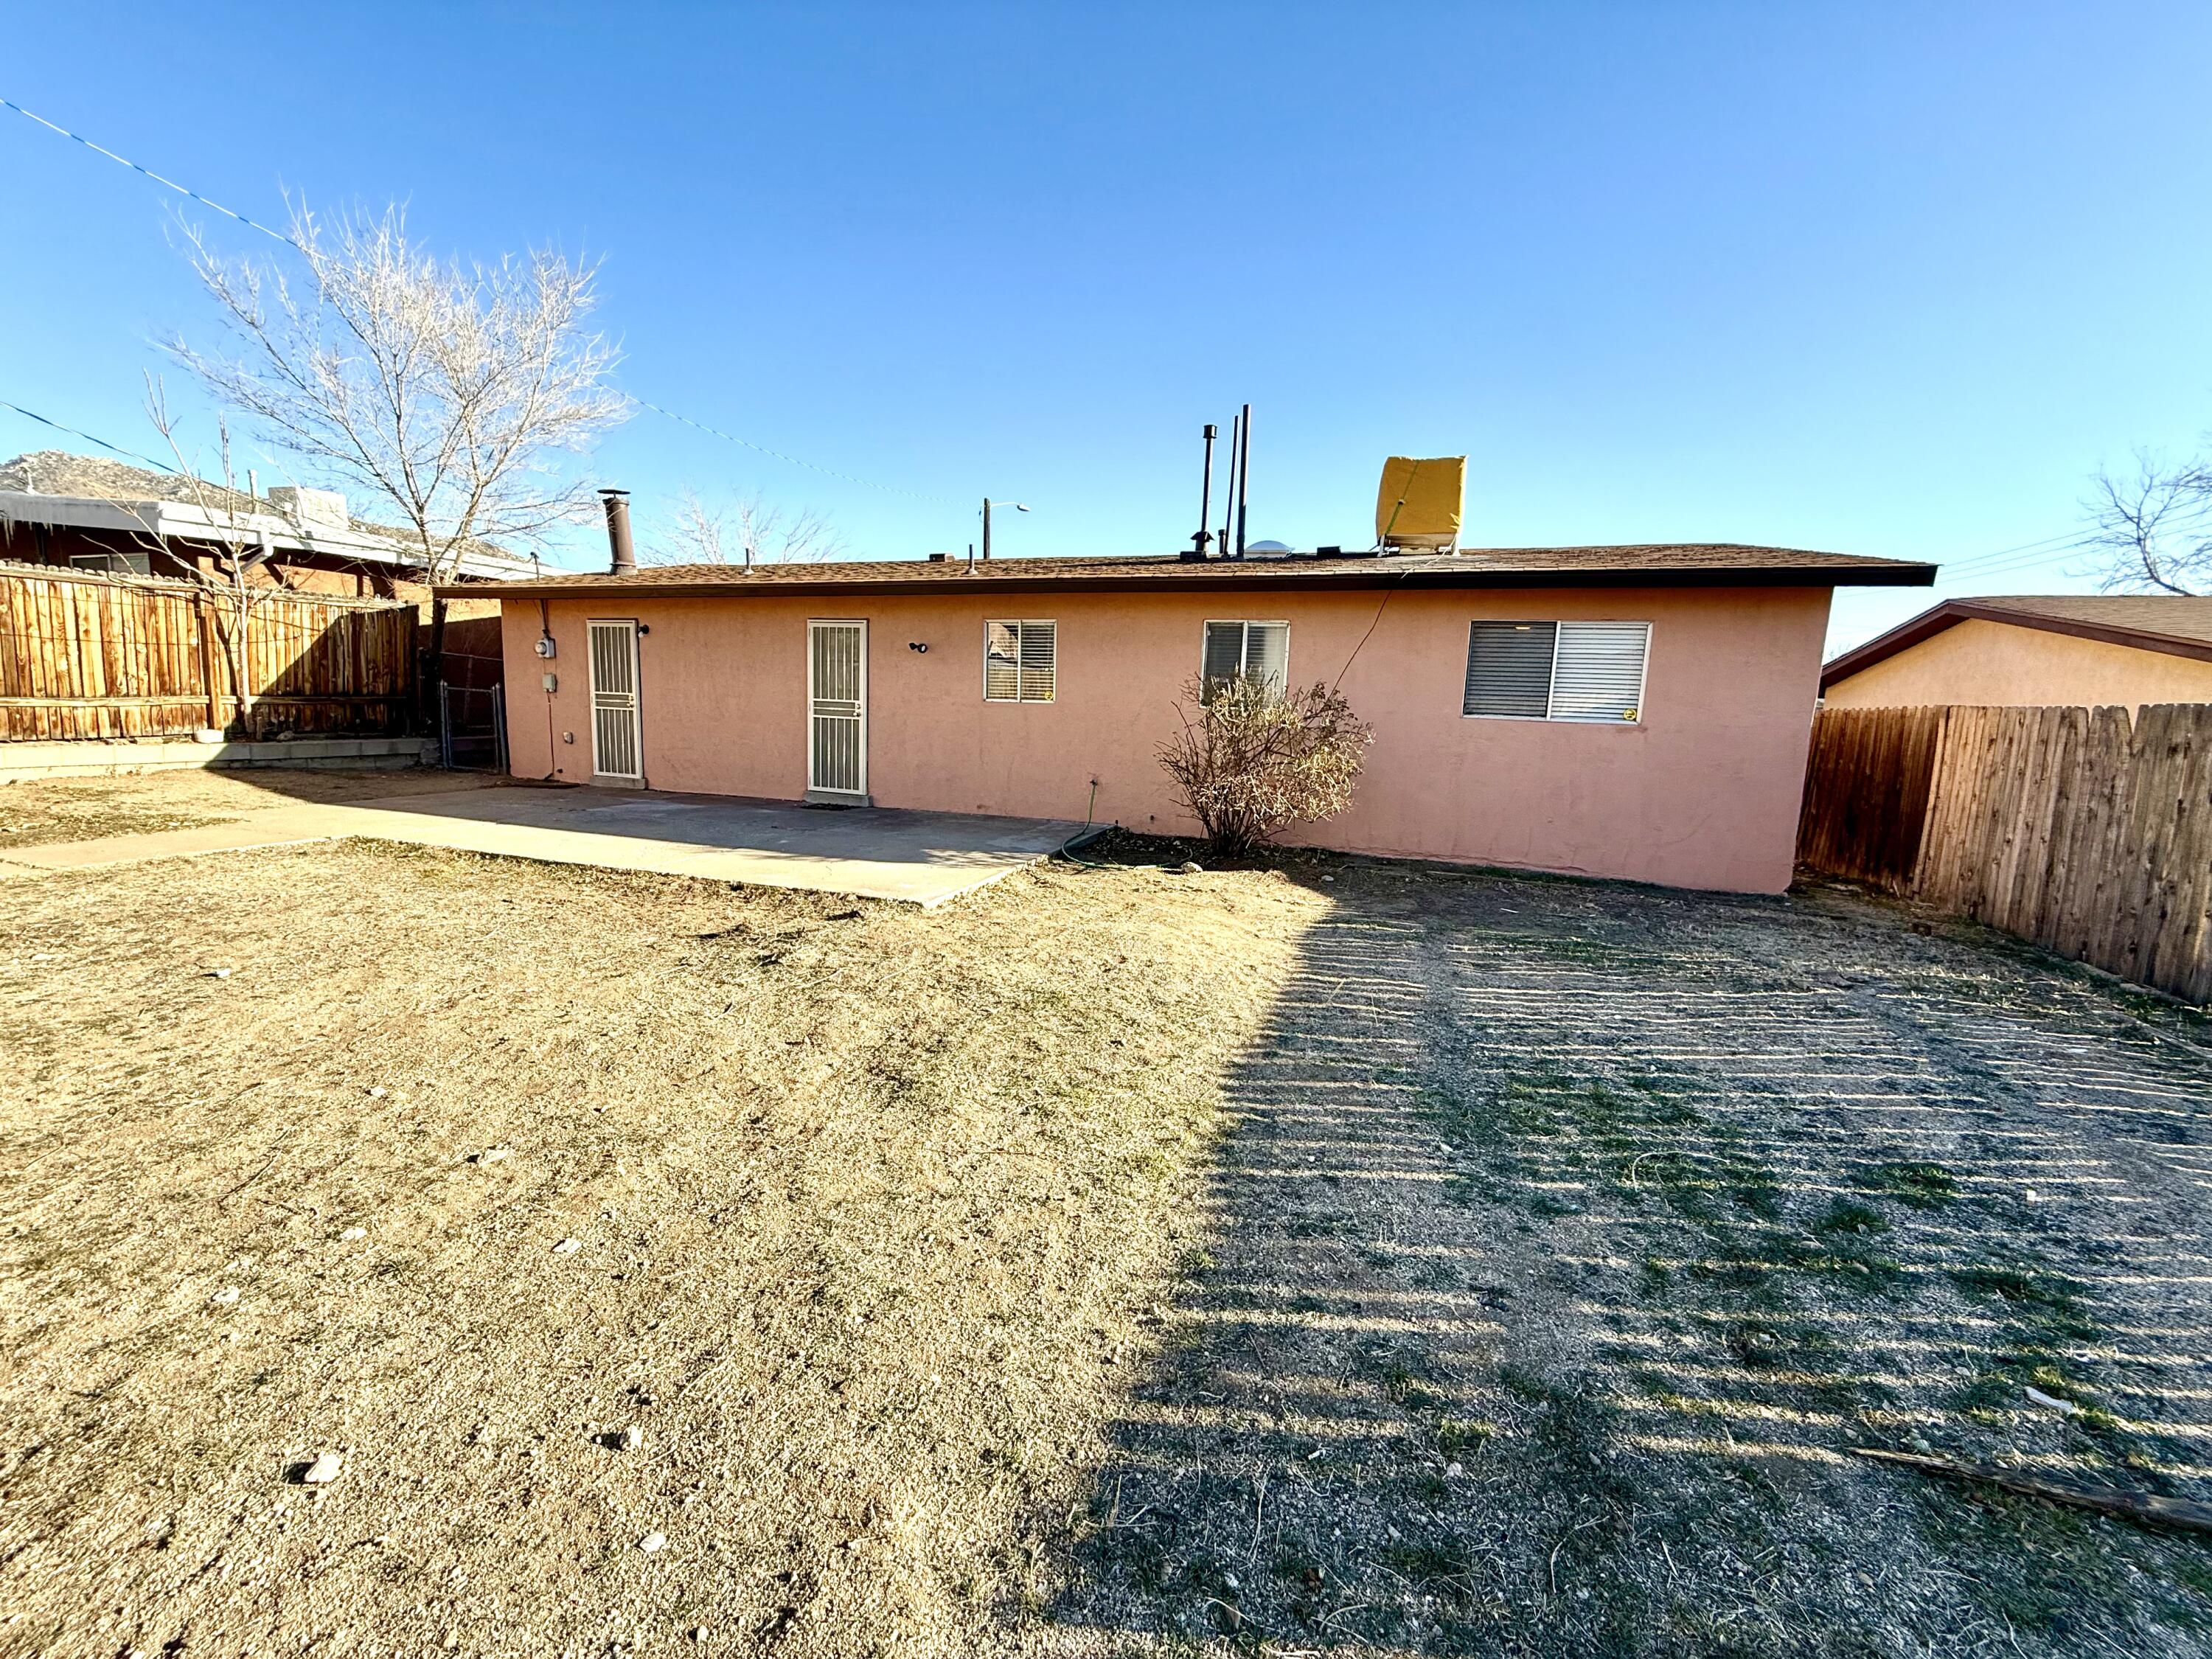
[456,543,1932,894]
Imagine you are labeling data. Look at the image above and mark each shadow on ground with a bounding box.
[1036,857,2212,1657]
[0,762,493,848]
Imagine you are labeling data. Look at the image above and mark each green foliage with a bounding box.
[1813,1200,1891,1237]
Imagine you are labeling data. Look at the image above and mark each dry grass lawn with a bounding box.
[9,771,2212,1659]
[1,830,1321,1657]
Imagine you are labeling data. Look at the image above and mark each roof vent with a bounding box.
[268,485,349,529]
[927,552,948,563]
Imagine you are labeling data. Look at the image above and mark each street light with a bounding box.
[979,498,1029,564]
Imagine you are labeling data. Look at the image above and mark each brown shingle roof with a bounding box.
[447,543,1935,599]
[1961,594,2212,650]
[1823,594,2212,689]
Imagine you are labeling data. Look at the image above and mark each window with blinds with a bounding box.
[1200,620,1290,700]
[1464,620,1649,723]
[984,619,1056,702]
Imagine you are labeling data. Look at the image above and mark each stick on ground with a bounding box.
[1856,1448,2212,1535]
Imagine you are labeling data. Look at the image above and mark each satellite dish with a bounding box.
[1245,540,1293,554]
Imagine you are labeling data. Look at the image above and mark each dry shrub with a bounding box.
[1157,675,1374,858]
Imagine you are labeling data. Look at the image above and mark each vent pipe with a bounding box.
[1218,411,1239,559]
[1187,423,1217,560]
[599,489,636,575]
[1233,403,1252,559]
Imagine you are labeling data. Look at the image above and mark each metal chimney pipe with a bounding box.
[1190,423,1218,559]
[981,498,1027,561]
[599,489,636,574]
[1219,412,1239,560]
[1234,403,1251,559]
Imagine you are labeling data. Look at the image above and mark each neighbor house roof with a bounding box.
[1822,594,2212,690]
[447,543,1937,599]
[0,450,534,580]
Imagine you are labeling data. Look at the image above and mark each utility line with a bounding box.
[1933,543,2096,588]
[1941,553,2081,582]
[623,397,963,506]
[0,399,176,473]
[1,94,961,510]
[0,383,2110,582]
[1,97,299,247]
[1930,528,2085,576]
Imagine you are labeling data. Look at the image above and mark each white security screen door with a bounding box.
[808,619,867,798]
[588,619,642,780]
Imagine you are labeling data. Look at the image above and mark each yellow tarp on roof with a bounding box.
[1375,456,1465,549]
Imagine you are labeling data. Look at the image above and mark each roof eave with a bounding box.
[1821,603,1971,689]
[444,561,1938,602]
[1823,597,2212,689]
[0,490,527,579]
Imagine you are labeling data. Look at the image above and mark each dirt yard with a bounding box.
[4,776,2212,1658]
[1049,856,2212,1658]
[1,818,1321,1658]
[0,765,491,847]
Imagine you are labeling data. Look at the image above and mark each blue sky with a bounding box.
[3,1,2208,652]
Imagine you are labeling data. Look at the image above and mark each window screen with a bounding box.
[1464,620,1648,723]
[1463,622,1557,718]
[1201,621,1290,698]
[984,620,1055,702]
[1548,622,1648,723]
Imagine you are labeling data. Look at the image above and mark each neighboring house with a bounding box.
[1822,596,2212,710]
[459,543,1931,894]
[0,451,533,599]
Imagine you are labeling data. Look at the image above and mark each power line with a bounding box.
[625,396,962,506]
[1933,528,2086,576]
[2,93,962,511]
[1933,554,2094,591]
[1941,540,2081,570]
[1937,554,2083,585]
[1,97,298,247]
[0,399,176,473]
[1941,532,2079,569]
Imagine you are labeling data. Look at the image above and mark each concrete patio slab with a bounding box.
[0,783,1088,906]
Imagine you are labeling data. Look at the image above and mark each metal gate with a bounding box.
[439,681,507,771]
[588,619,642,781]
[807,619,867,801]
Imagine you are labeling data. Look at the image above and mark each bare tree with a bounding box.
[165,201,627,709]
[1158,675,1373,860]
[2084,448,2212,595]
[137,382,295,735]
[650,487,846,566]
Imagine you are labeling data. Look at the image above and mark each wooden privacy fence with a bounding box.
[1799,704,2212,1004]
[0,563,417,741]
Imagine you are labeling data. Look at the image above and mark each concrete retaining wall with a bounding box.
[0,736,437,782]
